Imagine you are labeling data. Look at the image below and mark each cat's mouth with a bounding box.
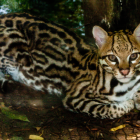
[117,76,132,83]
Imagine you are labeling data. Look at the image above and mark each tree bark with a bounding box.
[82,0,140,40]
[82,0,114,40]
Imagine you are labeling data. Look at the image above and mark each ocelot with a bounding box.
[0,13,140,119]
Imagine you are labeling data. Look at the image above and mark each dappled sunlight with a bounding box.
[0,5,11,14]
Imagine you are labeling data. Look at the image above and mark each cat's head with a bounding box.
[92,24,140,83]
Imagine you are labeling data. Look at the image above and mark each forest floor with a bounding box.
[0,81,140,140]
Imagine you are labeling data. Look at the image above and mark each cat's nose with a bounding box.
[120,69,130,76]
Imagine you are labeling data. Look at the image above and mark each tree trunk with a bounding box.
[82,0,140,40]
[82,0,114,40]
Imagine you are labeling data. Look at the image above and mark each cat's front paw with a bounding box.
[133,91,140,110]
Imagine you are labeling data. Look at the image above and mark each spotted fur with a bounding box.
[0,13,140,119]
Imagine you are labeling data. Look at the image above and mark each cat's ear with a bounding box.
[92,26,108,48]
[133,24,140,43]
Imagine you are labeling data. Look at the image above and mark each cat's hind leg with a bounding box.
[63,97,134,119]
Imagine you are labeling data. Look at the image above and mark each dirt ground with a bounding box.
[0,81,140,140]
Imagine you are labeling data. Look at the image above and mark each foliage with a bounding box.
[0,0,85,36]
[0,102,29,122]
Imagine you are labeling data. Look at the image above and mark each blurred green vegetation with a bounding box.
[0,0,84,36]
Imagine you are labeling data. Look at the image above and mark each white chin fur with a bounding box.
[117,77,131,83]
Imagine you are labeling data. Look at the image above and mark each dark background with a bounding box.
[1,0,140,40]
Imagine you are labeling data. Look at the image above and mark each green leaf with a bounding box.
[134,109,140,113]
[1,106,30,122]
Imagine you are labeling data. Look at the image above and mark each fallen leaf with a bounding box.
[0,102,5,108]
[110,124,126,132]
[1,105,29,122]
[29,135,44,140]
[68,129,73,132]
[36,127,41,131]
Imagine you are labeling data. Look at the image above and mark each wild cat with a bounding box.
[0,13,140,118]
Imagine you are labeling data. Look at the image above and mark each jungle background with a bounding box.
[0,0,140,140]
[1,0,140,39]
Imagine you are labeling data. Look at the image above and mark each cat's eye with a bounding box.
[130,53,138,61]
[108,55,116,62]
